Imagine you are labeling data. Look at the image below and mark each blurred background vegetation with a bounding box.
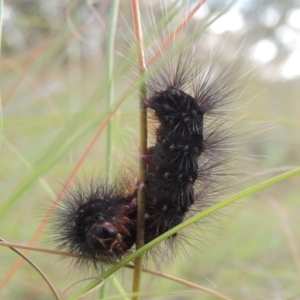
[0,0,299,299]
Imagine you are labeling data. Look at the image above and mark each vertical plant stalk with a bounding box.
[0,239,60,300]
[106,0,120,179]
[131,0,147,299]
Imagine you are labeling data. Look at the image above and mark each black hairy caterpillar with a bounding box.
[51,54,237,268]
[142,56,236,243]
[52,176,138,267]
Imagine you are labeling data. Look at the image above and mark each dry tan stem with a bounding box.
[126,264,233,300]
[0,240,232,300]
[131,0,147,299]
[0,239,60,300]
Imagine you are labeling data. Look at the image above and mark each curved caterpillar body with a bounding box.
[52,58,236,268]
[142,58,234,242]
[143,88,204,241]
[146,86,203,209]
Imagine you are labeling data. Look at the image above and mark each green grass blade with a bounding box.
[0,58,141,219]
[67,166,300,300]
[3,137,56,199]
[112,276,130,300]
[106,0,120,179]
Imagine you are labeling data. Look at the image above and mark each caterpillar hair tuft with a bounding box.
[51,53,240,270]
[51,175,138,269]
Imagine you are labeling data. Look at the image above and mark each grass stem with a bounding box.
[131,0,147,299]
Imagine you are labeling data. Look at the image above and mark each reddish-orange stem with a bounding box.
[131,0,147,299]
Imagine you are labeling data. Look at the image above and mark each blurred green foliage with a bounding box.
[0,1,299,299]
